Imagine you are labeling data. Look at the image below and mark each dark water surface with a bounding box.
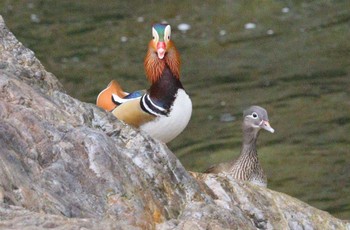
[1,0,349,219]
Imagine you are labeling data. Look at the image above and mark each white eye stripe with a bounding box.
[152,27,159,42]
[164,25,171,42]
[246,112,259,119]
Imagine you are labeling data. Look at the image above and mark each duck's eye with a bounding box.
[252,112,258,119]
[168,35,170,40]
[153,36,155,40]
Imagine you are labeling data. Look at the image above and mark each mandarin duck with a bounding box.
[205,106,274,187]
[96,23,192,143]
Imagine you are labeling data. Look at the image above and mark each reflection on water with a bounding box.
[1,0,349,219]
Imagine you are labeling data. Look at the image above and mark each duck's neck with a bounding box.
[144,44,182,110]
[148,65,183,110]
[238,126,259,160]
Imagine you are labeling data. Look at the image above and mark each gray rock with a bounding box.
[0,15,349,230]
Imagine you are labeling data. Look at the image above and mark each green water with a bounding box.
[1,0,349,219]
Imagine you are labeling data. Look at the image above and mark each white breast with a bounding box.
[140,89,192,143]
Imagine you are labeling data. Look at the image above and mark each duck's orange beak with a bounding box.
[156,42,166,59]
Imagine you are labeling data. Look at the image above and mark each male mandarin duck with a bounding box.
[205,106,274,187]
[96,23,192,143]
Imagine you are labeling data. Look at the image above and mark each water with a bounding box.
[1,0,349,219]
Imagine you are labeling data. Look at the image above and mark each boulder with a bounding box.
[0,15,348,230]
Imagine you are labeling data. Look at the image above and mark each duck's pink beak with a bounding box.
[260,120,275,133]
[156,42,166,59]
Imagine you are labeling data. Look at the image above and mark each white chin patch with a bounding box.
[157,49,165,59]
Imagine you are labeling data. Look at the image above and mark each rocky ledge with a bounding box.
[0,16,348,230]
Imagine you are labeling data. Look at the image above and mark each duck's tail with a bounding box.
[96,80,128,111]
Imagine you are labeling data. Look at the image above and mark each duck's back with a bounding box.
[204,161,232,174]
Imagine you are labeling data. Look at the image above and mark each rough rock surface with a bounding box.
[0,15,349,230]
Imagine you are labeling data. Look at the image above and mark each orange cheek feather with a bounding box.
[144,40,180,83]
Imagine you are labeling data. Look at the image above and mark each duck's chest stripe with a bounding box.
[140,94,169,116]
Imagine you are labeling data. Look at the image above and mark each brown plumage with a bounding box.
[205,106,275,187]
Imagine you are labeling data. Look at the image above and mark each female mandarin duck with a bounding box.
[205,106,274,187]
[96,23,192,143]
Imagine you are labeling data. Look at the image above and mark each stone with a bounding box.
[0,15,349,230]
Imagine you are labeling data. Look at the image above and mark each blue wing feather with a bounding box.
[124,90,145,99]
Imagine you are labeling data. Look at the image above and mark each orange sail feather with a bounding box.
[96,80,127,111]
